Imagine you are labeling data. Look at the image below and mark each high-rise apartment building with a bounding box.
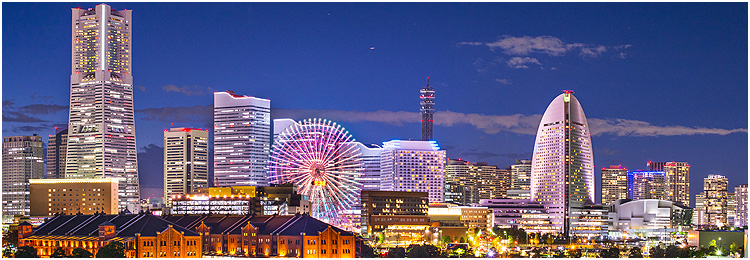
[214,91,271,187]
[664,162,690,206]
[164,128,209,208]
[601,165,628,205]
[66,4,139,212]
[694,192,706,226]
[727,192,737,227]
[445,159,506,205]
[508,159,532,199]
[2,135,44,219]
[530,91,594,237]
[380,140,446,203]
[355,142,383,191]
[629,171,666,200]
[420,77,434,141]
[704,174,728,227]
[735,184,748,227]
[46,128,68,179]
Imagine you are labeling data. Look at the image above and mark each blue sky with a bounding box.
[2,2,747,203]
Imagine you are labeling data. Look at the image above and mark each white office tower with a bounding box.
[354,142,383,191]
[163,128,209,208]
[66,4,139,212]
[213,91,271,187]
[531,91,595,238]
[735,184,748,227]
[380,140,446,203]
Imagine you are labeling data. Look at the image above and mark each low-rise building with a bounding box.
[570,203,609,240]
[29,178,119,217]
[475,199,556,234]
[608,199,692,239]
[19,212,202,258]
[428,204,493,230]
[162,213,355,258]
[170,184,309,216]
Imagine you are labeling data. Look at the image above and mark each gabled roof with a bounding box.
[274,214,353,236]
[29,213,199,238]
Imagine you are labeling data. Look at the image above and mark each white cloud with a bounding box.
[495,78,512,85]
[506,57,541,69]
[462,35,629,59]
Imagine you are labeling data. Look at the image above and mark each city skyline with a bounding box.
[2,2,747,203]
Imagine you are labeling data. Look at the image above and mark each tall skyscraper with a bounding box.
[46,128,68,179]
[66,4,139,212]
[704,174,728,227]
[445,159,478,205]
[380,140,445,203]
[530,91,594,237]
[663,162,690,206]
[629,171,666,200]
[420,77,434,141]
[2,135,44,219]
[213,91,271,187]
[694,192,706,225]
[734,184,748,227]
[508,159,532,199]
[601,165,628,205]
[355,142,383,191]
[164,128,209,208]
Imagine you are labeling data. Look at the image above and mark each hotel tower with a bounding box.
[65,4,140,212]
[530,91,594,238]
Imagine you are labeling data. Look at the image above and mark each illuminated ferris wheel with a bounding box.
[268,118,363,231]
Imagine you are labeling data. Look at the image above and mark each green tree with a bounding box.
[599,247,619,258]
[422,245,441,258]
[545,236,554,245]
[650,246,664,258]
[406,245,428,258]
[95,241,126,258]
[459,237,466,243]
[665,245,679,258]
[440,235,452,245]
[730,242,738,254]
[569,249,582,258]
[51,247,68,258]
[709,239,717,248]
[678,247,690,258]
[3,229,19,248]
[629,247,642,258]
[15,245,38,258]
[360,243,377,258]
[72,248,93,258]
[387,247,405,258]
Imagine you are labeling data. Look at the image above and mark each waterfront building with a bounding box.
[19,213,202,258]
[601,165,628,205]
[629,171,666,200]
[171,184,309,216]
[380,140,446,203]
[420,77,434,141]
[3,135,44,219]
[29,178,119,216]
[570,203,609,240]
[213,90,271,187]
[508,159,532,200]
[735,184,748,227]
[428,205,494,230]
[162,214,355,258]
[66,4,140,212]
[355,142,383,191]
[163,128,209,208]
[46,128,68,179]
[704,174,729,228]
[475,199,556,234]
[530,91,595,237]
[360,190,429,235]
[608,199,692,239]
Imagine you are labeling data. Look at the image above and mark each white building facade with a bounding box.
[2,135,44,220]
[380,140,446,203]
[530,91,595,237]
[66,4,140,212]
[213,91,271,187]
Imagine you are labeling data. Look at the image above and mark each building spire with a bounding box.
[420,77,435,141]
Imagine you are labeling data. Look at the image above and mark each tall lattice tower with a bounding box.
[420,77,435,141]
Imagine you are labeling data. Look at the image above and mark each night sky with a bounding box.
[2,3,747,204]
